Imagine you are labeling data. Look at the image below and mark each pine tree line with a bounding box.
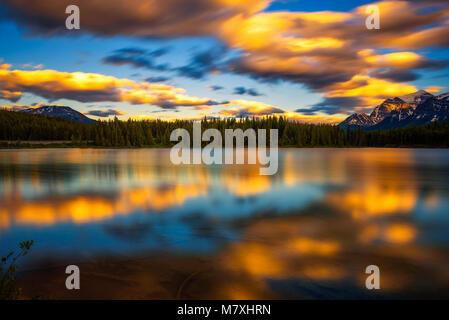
[1,110,448,147]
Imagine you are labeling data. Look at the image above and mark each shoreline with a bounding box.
[1,145,448,150]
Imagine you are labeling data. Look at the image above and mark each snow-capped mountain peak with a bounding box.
[436,91,449,101]
[19,105,96,124]
[339,90,449,130]
[398,90,433,105]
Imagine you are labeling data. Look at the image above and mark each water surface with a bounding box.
[1,148,449,299]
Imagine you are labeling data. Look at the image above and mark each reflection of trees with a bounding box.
[5,149,449,298]
[17,204,449,299]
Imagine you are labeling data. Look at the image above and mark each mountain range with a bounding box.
[14,91,449,129]
[20,105,96,124]
[339,90,449,130]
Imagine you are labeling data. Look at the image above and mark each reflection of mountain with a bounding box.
[0,149,319,228]
[5,149,449,299]
[340,90,449,130]
[1,148,446,229]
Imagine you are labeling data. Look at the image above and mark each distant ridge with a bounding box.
[20,105,96,124]
[339,90,449,130]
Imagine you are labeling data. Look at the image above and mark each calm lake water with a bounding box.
[1,148,449,299]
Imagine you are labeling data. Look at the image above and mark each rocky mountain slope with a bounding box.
[20,105,96,124]
[339,90,449,130]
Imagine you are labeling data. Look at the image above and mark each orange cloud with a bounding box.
[0,104,29,111]
[325,74,418,106]
[1,0,269,37]
[0,64,221,109]
[217,99,344,123]
[283,112,346,124]
[221,1,449,111]
[220,100,285,117]
[2,0,449,116]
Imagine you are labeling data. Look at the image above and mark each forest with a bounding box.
[0,109,448,148]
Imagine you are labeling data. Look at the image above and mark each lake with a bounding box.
[1,148,449,299]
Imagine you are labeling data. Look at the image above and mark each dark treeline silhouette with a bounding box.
[1,109,448,148]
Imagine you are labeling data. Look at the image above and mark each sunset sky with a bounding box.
[1,0,449,123]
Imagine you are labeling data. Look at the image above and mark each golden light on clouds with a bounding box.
[326,74,418,106]
[425,86,446,94]
[364,52,424,69]
[0,65,219,110]
[284,112,346,124]
[287,37,344,52]
[1,0,449,120]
